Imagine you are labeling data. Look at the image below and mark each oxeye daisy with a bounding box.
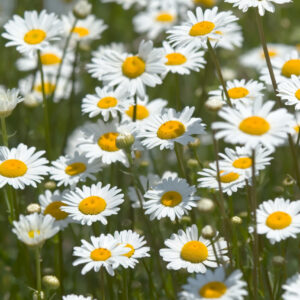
[140,106,206,150]
[256,198,300,244]
[212,99,293,151]
[0,88,23,118]
[162,41,206,75]
[12,213,59,247]
[197,162,247,196]
[2,10,63,56]
[282,273,300,300]
[81,86,133,121]
[49,152,102,187]
[73,234,131,276]
[277,75,300,110]
[61,182,124,226]
[167,7,238,49]
[143,175,199,221]
[179,267,248,299]
[0,143,49,190]
[63,295,95,300]
[160,224,228,273]
[39,190,71,230]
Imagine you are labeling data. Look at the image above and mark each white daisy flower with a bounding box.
[0,143,49,190]
[212,99,293,151]
[160,224,228,273]
[144,175,199,221]
[282,273,300,300]
[277,75,300,110]
[63,295,94,300]
[81,86,133,121]
[198,162,247,196]
[2,10,63,56]
[39,190,71,230]
[12,213,59,247]
[256,197,300,244]
[140,106,206,150]
[0,88,23,117]
[162,41,206,75]
[101,0,147,10]
[179,267,248,299]
[49,152,102,187]
[61,182,124,226]
[167,7,238,49]
[73,234,131,276]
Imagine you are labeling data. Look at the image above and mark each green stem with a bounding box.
[58,232,64,296]
[288,135,300,189]
[142,260,156,300]
[174,143,187,179]
[1,117,8,146]
[122,269,128,300]
[101,268,106,300]
[35,247,42,300]
[133,97,137,122]
[175,74,181,110]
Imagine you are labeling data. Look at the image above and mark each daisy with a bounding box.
[63,295,94,300]
[61,182,124,226]
[49,152,102,187]
[282,273,300,300]
[140,106,205,150]
[0,143,49,190]
[73,234,131,276]
[81,86,133,121]
[277,75,300,110]
[167,7,238,49]
[179,267,248,299]
[162,41,206,75]
[198,162,247,196]
[12,213,59,247]
[256,197,300,244]
[160,224,228,273]
[39,190,71,230]
[2,10,63,56]
[143,175,199,221]
[212,99,293,151]
[0,88,23,118]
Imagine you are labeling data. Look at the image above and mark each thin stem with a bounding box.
[100,268,106,300]
[142,260,156,300]
[174,143,187,179]
[133,97,137,122]
[175,74,181,110]
[1,117,8,146]
[58,232,64,296]
[122,269,128,300]
[35,247,42,300]
[288,134,300,189]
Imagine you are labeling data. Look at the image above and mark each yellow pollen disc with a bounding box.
[266,211,292,230]
[28,230,40,239]
[97,97,118,109]
[232,157,252,169]
[155,12,174,22]
[261,50,277,59]
[227,87,249,99]
[193,0,215,7]
[160,191,182,207]
[157,120,186,140]
[65,162,86,176]
[40,53,62,65]
[24,29,46,45]
[294,125,300,133]
[78,196,107,215]
[239,116,270,136]
[122,56,146,78]
[165,53,187,66]
[199,281,227,298]
[123,243,135,258]
[219,171,239,183]
[35,82,56,95]
[281,59,300,78]
[98,132,119,152]
[0,159,28,178]
[126,104,149,120]
[72,26,89,38]
[295,89,300,100]
[90,248,111,261]
[181,241,208,263]
[44,201,68,220]
[189,21,215,37]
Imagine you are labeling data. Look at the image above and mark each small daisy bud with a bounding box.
[221,67,236,81]
[282,175,295,186]
[139,160,149,168]
[201,225,216,239]
[188,138,201,148]
[33,291,45,300]
[0,88,23,117]
[79,40,91,52]
[116,133,135,150]
[239,211,248,218]
[24,93,39,108]
[42,275,60,290]
[73,0,92,19]
[44,181,57,190]
[197,198,215,213]
[180,216,192,224]
[26,203,41,214]
[272,256,286,266]
[231,216,242,224]
[205,97,223,111]
[187,158,199,169]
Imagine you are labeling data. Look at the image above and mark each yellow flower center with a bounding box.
[126,104,149,120]
[160,191,182,207]
[44,201,68,220]
[239,116,270,135]
[122,56,146,79]
[266,211,292,229]
[72,26,89,38]
[28,230,40,239]
[123,243,135,258]
[219,171,240,183]
[157,120,186,140]
[97,97,118,109]
[227,87,249,99]
[0,159,28,178]
[199,281,227,298]
[232,157,252,169]
[24,29,46,45]
[281,59,300,78]
[193,0,215,7]
[181,240,208,263]
[40,53,62,65]
[65,162,86,176]
[295,89,300,100]
[165,53,187,66]
[98,132,119,152]
[189,21,215,37]
[90,248,111,261]
[261,49,278,58]
[78,196,107,215]
[156,12,174,22]
[294,125,300,133]
[35,82,56,95]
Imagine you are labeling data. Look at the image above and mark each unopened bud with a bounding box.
[116,133,135,150]
[231,216,242,224]
[187,158,199,169]
[197,198,215,213]
[180,216,191,224]
[282,175,295,186]
[205,97,223,111]
[139,160,149,168]
[189,138,201,148]
[42,275,60,290]
[44,181,56,190]
[272,256,286,266]
[33,291,45,300]
[239,211,248,218]
[201,225,216,239]
[73,0,92,19]
[27,203,41,214]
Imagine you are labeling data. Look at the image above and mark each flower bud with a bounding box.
[205,97,223,112]
[42,275,60,290]
[73,0,92,19]
[187,158,199,169]
[116,133,135,150]
[197,198,215,213]
[282,175,295,186]
[188,138,201,148]
[201,225,216,239]
[231,216,242,224]
[27,203,41,214]
[44,181,57,190]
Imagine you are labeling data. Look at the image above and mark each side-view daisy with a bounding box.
[277,75,300,110]
[0,88,23,117]
[282,273,300,300]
